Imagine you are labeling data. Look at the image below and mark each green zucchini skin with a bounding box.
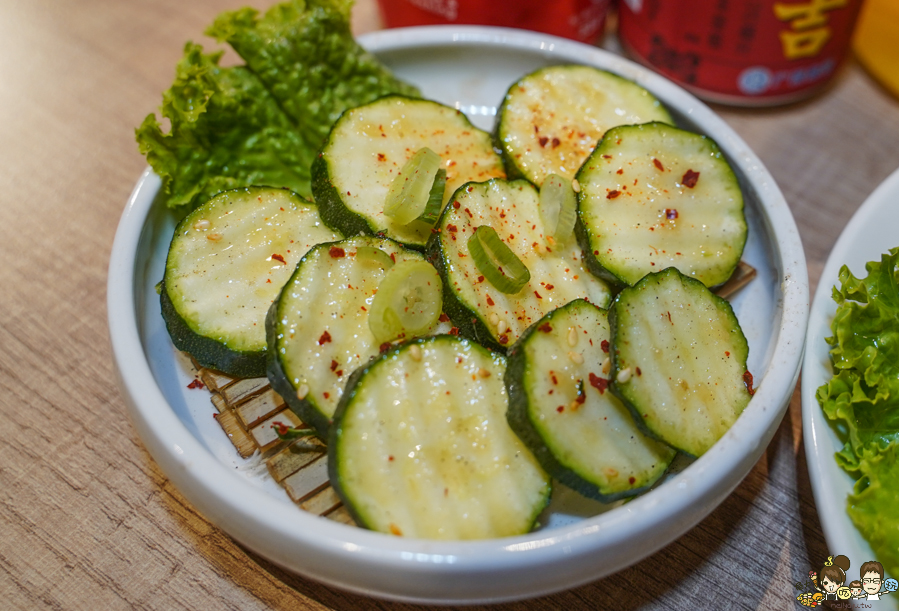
[329,335,551,539]
[495,64,673,186]
[161,186,340,378]
[608,267,752,458]
[312,95,505,249]
[575,122,747,291]
[427,178,612,353]
[505,299,676,502]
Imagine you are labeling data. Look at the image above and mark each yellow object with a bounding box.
[853,0,899,99]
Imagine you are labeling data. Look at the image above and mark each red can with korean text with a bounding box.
[617,0,864,106]
[377,0,613,44]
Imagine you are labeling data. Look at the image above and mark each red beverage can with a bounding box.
[617,0,864,105]
[377,0,613,44]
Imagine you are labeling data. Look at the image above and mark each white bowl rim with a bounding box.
[108,25,809,603]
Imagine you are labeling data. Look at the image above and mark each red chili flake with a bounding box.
[616,169,623,175]
[607,190,621,199]
[477,275,485,283]
[465,208,473,218]
[346,191,351,196]
[439,313,450,322]
[270,253,286,264]
[453,201,461,209]
[486,296,495,306]
[431,227,441,234]
[743,371,756,396]
[600,340,610,353]
[449,327,460,336]
[498,335,509,344]
[447,224,458,232]
[556,405,564,413]
[388,455,394,461]
[379,342,392,353]
[336,370,343,377]
[602,154,612,159]
[329,246,345,258]
[629,476,636,485]
[682,169,700,188]
[187,379,205,390]
[272,421,290,436]
[318,330,332,345]
[539,323,553,333]
[551,137,560,148]
[545,284,554,290]
[266,279,271,283]
[389,252,397,263]
[323,392,330,399]
[665,208,678,220]
[575,389,586,405]
[551,373,558,385]
[539,136,549,147]
[589,373,608,394]
[377,153,386,161]
[330,360,338,371]
[725,351,731,357]
[653,158,664,171]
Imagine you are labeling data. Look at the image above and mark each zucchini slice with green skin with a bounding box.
[609,267,753,457]
[576,122,747,290]
[161,186,340,378]
[266,236,441,436]
[429,178,612,351]
[496,65,673,186]
[312,95,505,248]
[329,336,551,539]
[505,299,676,501]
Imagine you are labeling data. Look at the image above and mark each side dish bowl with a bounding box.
[108,26,809,604]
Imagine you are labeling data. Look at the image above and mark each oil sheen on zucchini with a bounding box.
[329,336,551,539]
[505,299,676,501]
[430,178,612,351]
[266,236,441,436]
[161,187,340,377]
[609,268,753,457]
[312,95,505,248]
[576,122,747,290]
[496,65,673,186]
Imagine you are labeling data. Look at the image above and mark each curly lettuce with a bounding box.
[137,0,418,212]
[818,247,899,577]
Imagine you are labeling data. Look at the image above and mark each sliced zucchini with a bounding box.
[609,267,753,457]
[329,336,551,539]
[505,299,676,501]
[576,122,747,289]
[161,186,340,377]
[312,95,505,248]
[266,236,440,436]
[429,178,612,351]
[496,65,673,186]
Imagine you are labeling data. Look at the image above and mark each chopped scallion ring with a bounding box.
[467,226,531,294]
[368,260,443,342]
[539,173,577,246]
[416,168,447,226]
[383,147,443,225]
[354,246,395,270]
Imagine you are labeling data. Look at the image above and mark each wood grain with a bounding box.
[1,0,898,609]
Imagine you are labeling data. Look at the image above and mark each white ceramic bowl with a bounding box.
[108,26,809,604]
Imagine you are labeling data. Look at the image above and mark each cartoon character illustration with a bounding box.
[817,555,851,601]
[849,580,864,599]
[860,560,897,600]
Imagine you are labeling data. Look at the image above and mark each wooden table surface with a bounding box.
[3,1,899,609]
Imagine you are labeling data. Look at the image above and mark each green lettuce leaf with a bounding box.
[137,0,419,211]
[848,441,899,578]
[136,43,311,209]
[818,247,899,574]
[206,0,419,160]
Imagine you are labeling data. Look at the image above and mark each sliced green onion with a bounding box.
[467,226,530,294]
[354,246,395,271]
[539,173,578,245]
[383,147,443,225]
[368,260,443,342]
[416,168,447,226]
